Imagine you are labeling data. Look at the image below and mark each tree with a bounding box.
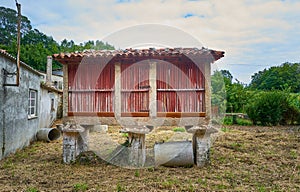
[249,62,300,93]
[220,70,233,85]
[215,70,248,113]
[226,81,248,113]
[211,71,226,117]
[94,40,114,50]
[0,6,32,45]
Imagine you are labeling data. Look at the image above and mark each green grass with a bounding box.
[197,178,208,187]
[230,142,245,152]
[173,127,186,132]
[116,183,125,191]
[25,188,39,192]
[2,159,14,169]
[289,149,297,159]
[73,183,88,192]
[161,178,180,188]
[221,127,231,132]
[223,116,253,126]
[134,170,140,177]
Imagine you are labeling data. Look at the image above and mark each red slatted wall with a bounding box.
[68,63,115,113]
[67,60,205,116]
[121,62,150,113]
[156,62,205,113]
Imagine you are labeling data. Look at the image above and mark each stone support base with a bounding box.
[185,125,218,167]
[120,126,150,167]
[62,124,89,164]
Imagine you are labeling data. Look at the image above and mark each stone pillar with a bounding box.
[204,62,211,121]
[46,56,52,85]
[185,125,218,167]
[128,132,146,167]
[120,126,150,167]
[63,132,79,164]
[62,64,68,117]
[62,124,89,164]
[149,61,157,118]
[114,62,121,118]
[192,131,210,167]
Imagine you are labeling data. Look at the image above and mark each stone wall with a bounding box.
[0,54,41,159]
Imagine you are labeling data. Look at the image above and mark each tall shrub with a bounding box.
[245,91,289,125]
[282,94,300,125]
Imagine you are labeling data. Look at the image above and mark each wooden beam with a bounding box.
[157,112,206,118]
[121,112,149,117]
[68,89,114,93]
[68,112,115,117]
[157,89,205,92]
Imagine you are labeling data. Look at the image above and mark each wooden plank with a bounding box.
[68,112,115,117]
[121,112,149,117]
[156,89,205,92]
[157,112,206,117]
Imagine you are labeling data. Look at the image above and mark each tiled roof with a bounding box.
[53,47,224,64]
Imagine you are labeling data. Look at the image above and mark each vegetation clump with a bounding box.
[212,69,300,126]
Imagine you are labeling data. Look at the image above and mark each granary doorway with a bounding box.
[120,61,150,117]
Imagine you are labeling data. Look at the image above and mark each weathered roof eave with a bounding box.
[40,83,63,94]
[53,47,225,65]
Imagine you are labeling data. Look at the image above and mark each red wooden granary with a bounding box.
[53,47,224,126]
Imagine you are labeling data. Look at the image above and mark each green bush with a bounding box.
[245,91,300,125]
[282,94,300,125]
[223,117,233,125]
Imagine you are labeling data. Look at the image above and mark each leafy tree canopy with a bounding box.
[0,6,32,45]
[249,62,300,93]
[212,70,249,113]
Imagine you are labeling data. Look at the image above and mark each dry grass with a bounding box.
[0,125,299,191]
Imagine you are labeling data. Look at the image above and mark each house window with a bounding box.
[28,89,38,118]
[51,98,55,111]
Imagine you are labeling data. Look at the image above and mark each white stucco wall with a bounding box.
[39,88,61,128]
[0,53,41,159]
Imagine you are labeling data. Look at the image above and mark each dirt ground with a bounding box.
[0,125,299,192]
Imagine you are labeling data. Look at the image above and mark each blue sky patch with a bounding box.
[183,13,205,18]
[184,13,195,18]
[116,0,131,3]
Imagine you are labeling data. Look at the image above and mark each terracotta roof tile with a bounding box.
[53,47,224,64]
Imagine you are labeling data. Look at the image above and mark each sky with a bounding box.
[1,0,300,84]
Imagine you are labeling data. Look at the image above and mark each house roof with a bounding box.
[53,47,225,65]
[0,49,43,76]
